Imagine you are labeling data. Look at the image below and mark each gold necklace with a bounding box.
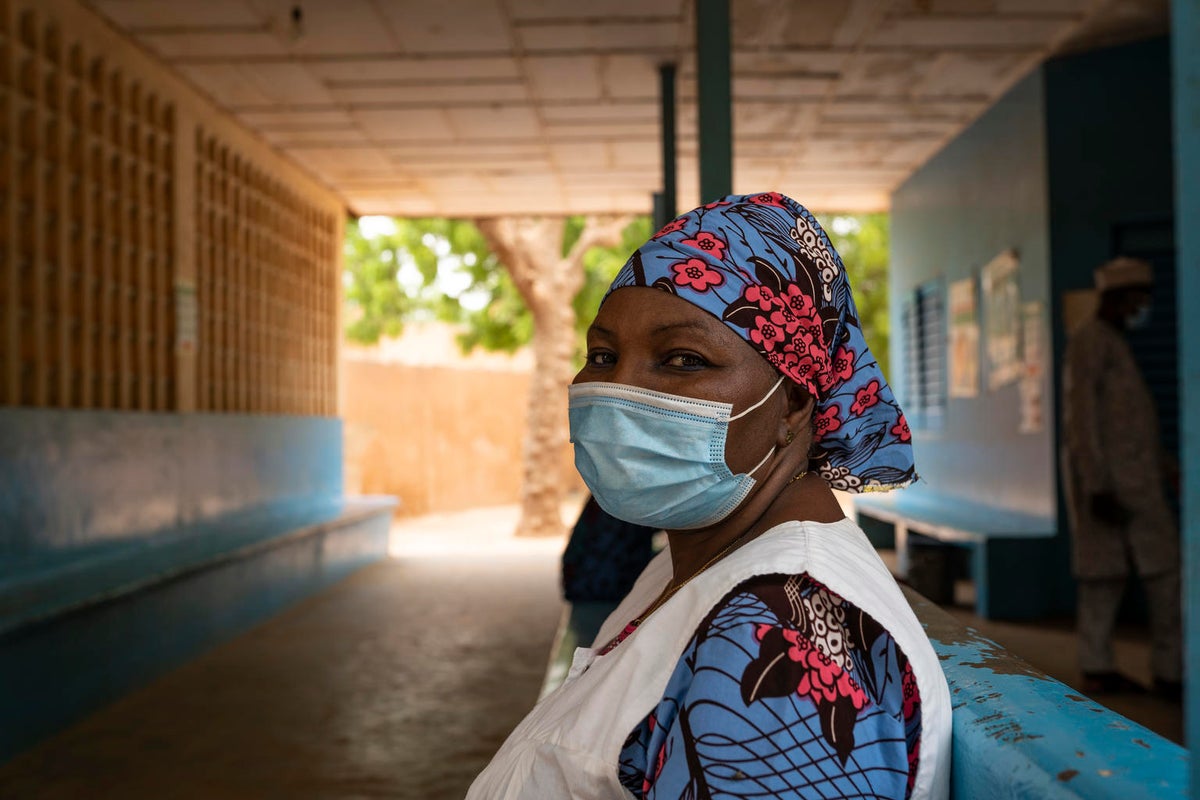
[631,469,808,628]
[632,530,750,627]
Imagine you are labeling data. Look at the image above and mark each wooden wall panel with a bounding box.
[0,0,15,406]
[193,130,338,416]
[1,0,340,416]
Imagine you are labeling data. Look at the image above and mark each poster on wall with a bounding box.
[175,281,198,354]
[948,277,979,398]
[1018,301,1045,433]
[981,249,1021,390]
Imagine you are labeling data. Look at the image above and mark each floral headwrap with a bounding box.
[605,192,916,493]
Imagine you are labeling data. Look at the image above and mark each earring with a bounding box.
[785,430,795,445]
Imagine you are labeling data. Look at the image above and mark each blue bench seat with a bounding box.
[0,408,398,763]
[854,487,1061,619]
[0,495,396,762]
[0,496,395,638]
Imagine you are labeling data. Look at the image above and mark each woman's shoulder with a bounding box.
[620,568,925,798]
[701,569,894,661]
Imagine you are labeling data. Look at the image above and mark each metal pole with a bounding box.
[695,0,732,203]
[658,63,677,229]
[1170,0,1200,788]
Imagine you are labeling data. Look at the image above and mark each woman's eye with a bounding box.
[586,350,616,367]
[664,353,708,369]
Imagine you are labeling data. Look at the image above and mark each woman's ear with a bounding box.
[780,383,816,444]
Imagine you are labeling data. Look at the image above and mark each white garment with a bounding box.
[467,517,952,800]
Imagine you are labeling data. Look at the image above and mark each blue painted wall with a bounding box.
[890,70,1055,517]
[1043,38,1175,299]
[0,505,393,762]
[890,40,1175,623]
[1044,37,1177,464]
[0,408,392,761]
[0,410,343,568]
[1168,0,1200,787]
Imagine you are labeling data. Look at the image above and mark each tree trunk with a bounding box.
[518,305,578,537]
[475,216,628,538]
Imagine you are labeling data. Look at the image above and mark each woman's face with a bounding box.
[574,286,794,474]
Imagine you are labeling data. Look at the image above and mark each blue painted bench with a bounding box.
[0,497,394,637]
[853,488,1064,619]
[542,593,1188,798]
[0,408,397,762]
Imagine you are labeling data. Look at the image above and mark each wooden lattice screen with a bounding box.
[1,6,175,410]
[0,0,340,416]
[194,131,338,416]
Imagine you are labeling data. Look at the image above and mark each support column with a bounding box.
[695,0,732,203]
[1170,0,1200,780]
[657,62,677,229]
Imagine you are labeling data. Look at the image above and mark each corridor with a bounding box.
[0,499,1182,797]
[0,506,570,800]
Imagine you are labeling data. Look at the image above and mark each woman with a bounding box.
[468,193,951,799]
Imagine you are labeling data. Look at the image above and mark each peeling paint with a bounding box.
[902,586,1188,798]
[980,717,1044,744]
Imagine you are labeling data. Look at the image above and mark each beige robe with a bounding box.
[1060,317,1179,578]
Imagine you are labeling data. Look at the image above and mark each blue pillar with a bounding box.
[695,0,732,202]
[1171,1,1200,793]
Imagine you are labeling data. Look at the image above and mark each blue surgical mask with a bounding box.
[1126,302,1152,331]
[568,376,785,530]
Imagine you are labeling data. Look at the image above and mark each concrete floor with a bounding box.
[0,504,572,800]
[0,502,1182,798]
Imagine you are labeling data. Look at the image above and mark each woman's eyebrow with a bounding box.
[587,324,615,338]
[650,320,721,341]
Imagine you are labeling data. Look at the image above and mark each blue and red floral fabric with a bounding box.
[618,572,922,799]
[606,192,916,492]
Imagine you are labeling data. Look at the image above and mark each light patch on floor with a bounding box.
[388,497,581,559]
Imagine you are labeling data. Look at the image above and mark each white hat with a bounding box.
[1094,256,1153,291]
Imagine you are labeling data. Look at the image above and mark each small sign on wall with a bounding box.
[175,281,198,354]
[948,277,979,398]
[982,249,1021,390]
[1018,301,1045,434]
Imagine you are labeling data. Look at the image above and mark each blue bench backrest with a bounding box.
[907,590,1188,798]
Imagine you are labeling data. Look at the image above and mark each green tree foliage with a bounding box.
[342,219,418,345]
[816,212,891,376]
[343,215,652,357]
[343,213,888,372]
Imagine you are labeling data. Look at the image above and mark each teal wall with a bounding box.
[889,38,1176,625]
[890,70,1055,517]
[1044,37,1177,466]
[0,409,397,762]
[1169,0,1200,782]
[0,410,344,588]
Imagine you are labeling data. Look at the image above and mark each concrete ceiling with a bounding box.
[87,0,1167,217]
